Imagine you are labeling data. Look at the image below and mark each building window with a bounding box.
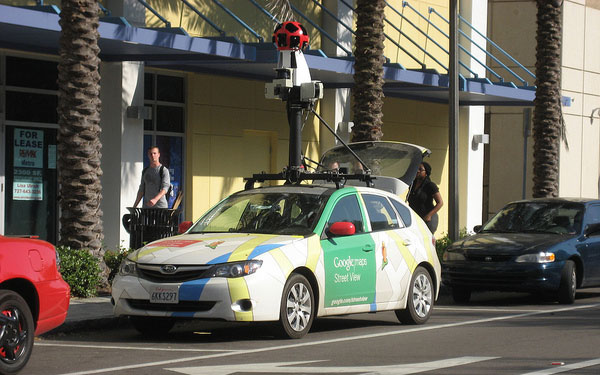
[143,72,185,209]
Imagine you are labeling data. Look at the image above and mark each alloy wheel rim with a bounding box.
[286,282,312,332]
[412,274,432,318]
[0,307,28,363]
[570,268,576,298]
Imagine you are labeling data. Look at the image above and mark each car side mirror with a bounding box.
[178,221,193,234]
[473,225,482,233]
[584,222,600,237]
[329,222,356,237]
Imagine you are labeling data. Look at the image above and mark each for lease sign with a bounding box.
[13,180,43,200]
[14,128,44,168]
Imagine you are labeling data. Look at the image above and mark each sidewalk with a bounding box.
[43,295,126,335]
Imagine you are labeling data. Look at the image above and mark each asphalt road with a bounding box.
[30,289,600,375]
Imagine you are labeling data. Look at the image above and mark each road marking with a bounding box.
[35,342,239,353]
[436,307,547,313]
[520,358,600,375]
[56,303,600,375]
[167,357,499,374]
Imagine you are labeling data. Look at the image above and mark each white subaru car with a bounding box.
[112,142,441,338]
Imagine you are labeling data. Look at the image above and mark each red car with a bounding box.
[0,235,70,374]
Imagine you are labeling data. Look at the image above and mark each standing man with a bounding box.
[133,146,170,208]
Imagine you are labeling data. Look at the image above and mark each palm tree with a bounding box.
[532,0,563,198]
[57,0,104,257]
[351,0,385,142]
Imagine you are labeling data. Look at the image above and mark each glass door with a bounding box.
[4,126,58,243]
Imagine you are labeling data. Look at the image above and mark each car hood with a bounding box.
[129,233,306,265]
[449,233,571,255]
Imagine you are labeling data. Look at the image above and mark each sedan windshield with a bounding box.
[481,201,584,234]
[189,191,327,236]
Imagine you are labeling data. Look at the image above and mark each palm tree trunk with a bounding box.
[532,0,563,198]
[351,0,385,142]
[57,0,104,254]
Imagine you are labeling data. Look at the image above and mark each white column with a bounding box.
[461,0,488,231]
[99,61,145,250]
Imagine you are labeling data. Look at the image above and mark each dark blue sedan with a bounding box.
[442,198,600,304]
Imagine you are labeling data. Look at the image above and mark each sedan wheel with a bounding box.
[0,290,34,375]
[396,266,433,325]
[277,274,314,339]
[557,260,576,304]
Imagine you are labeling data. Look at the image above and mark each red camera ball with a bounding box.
[272,21,309,51]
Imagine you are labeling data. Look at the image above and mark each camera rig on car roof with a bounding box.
[245,21,373,190]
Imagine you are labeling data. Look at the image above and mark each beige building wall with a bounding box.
[185,73,320,220]
[487,0,600,218]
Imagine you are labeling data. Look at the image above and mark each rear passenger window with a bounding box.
[391,199,412,227]
[363,194,399,232]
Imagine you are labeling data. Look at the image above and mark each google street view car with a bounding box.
[111,142,441,338]
[111,21,440,339]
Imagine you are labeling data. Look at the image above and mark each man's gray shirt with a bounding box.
[138,165,170,208]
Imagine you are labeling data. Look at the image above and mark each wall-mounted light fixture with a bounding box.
[471,134,489,151]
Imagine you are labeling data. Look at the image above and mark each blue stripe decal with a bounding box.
[208,252,232,264]
[370,302,377,312]
[179,278,209,301]
[248,244,282,259]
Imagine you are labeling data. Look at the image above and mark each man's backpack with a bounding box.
[142,165,174,198]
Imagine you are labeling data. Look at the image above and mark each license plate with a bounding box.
[149,285,179,304]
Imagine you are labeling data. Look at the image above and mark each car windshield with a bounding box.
[481,201,584,234]
[188,191,327,236]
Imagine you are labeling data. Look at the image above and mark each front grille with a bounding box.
[137,264,212,283]
[126,299,216,312]
[465,254,513,262]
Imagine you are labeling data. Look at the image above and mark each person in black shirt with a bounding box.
[407,162,443,233]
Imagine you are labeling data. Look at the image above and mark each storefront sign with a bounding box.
[14,128,44,168]
[13,180,43,201]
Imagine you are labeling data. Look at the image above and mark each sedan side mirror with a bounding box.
[584,222,600,237]
[473,225,482,233]
[178,221,193,234]
[329,222,356,237]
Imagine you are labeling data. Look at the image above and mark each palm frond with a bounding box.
[266,0,295,22]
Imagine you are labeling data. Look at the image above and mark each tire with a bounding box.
[277,274,314,339]
[451,286,472,304]
[0,290,35,375]
[130,316,175,337]
[557,260,576,304]
[396,266,434,325]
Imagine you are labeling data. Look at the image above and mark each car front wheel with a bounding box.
[396,266,434,325]
[0,290,34,375]
[451,286,472,304]
[557,260,576,304]
[277,274,314,339]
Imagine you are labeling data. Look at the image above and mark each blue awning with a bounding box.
[0,4,562,107]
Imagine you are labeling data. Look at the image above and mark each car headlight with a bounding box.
[443,251,466,262]
[515,252,555,263]
[208,260,263,278]
[119,259,138,276]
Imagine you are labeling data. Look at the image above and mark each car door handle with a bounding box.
[362,244,374,252]
[403,239,412,246]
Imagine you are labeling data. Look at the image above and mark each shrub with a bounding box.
[56,246,102,298]
[103,245,131,284]
[435,228,470,261]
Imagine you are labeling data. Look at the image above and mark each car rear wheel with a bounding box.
[277,274,314,339]
[557,260,576,304]
[0,290,34,375]
[130,316,175,337]
[451,286,472,304]
[396,266,434,325]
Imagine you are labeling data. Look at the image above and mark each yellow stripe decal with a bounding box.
[228,235,276,262]
[389,231,417,272]
[227,278,252,321]
[270,248,294,279]
[305,235,321,272]
[415,219,434,264]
